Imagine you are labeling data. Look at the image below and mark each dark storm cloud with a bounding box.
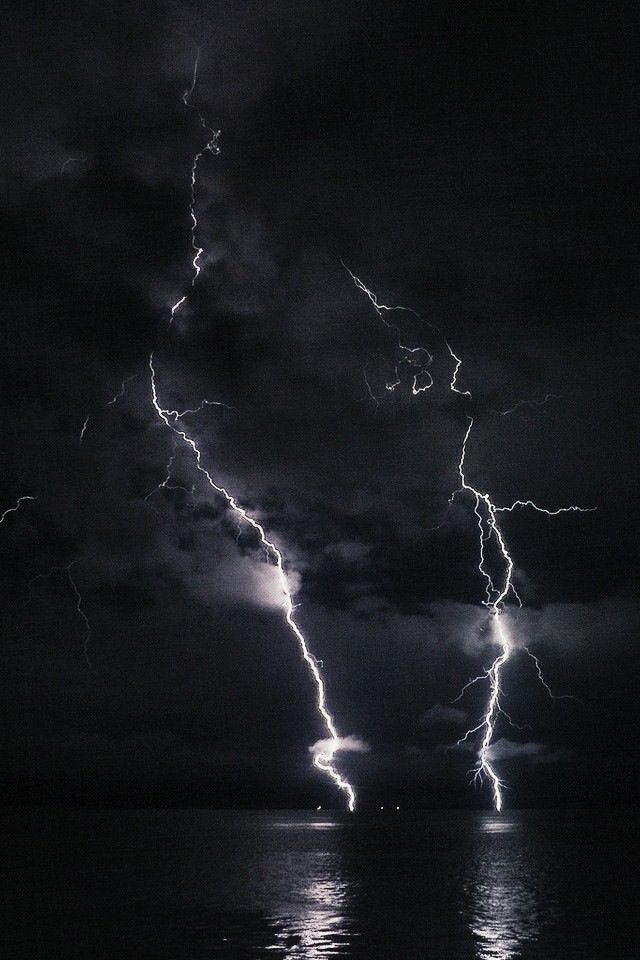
[419,705,468,728]
[1,0,638,806]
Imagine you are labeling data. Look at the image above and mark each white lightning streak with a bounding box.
[28,560,92,667]
[342,264,436,396]
[144,450,194,501]
[493,393,562,417]
[344,264,472,398]
[149,354,356,810]
[0,496,36,525]
[169,48,220,324]
[106,375,136,406]
[451,669,491,703]
[347,265,590,809]
[496,500,595,516]
[173,398,235,419]
[447,343,472,397]
[60,156,87,174]
[454,416,591,808]
[79,416,89,443]
[66,561,92,669]
[361,365,380,411]
[523,646,580,702]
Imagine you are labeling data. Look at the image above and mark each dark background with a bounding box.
[1,1,638,808]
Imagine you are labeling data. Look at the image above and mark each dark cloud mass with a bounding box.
[0,1,638,808]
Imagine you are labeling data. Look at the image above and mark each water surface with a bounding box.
[3,808,637,958]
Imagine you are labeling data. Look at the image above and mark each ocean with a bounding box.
[3,807,637,958]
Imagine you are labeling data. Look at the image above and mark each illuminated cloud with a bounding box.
[309,735,370,756]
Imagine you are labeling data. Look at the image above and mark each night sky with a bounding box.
[2,1,638,809]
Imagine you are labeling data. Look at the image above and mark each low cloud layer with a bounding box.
[309,735,371,756]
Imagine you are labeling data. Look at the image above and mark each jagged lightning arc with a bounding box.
[149,355,356,810]
[346,267,593,810]
[148,50,357,809]
[0,496,36,525]
[453,418,593,809]
[28,560,93,667]
[169,47,220,326]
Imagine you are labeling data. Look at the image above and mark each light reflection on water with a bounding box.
[465,814,557,960]
[268,874,355,957]
[263,814,355,956]
[6,808,635,959]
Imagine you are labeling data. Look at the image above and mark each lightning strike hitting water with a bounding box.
[347,267,591,809]
[169,48,220,325]
[148,354,357,809]
[453,419,593,809]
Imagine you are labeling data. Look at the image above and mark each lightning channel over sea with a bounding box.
[347,267,593,810]
[149,355,357,810]
[146,49,358,809]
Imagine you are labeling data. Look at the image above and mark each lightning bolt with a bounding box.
[342,263,435,394]
[347,266,592,809]
[522,646,580,702]
[144,446,197,502]
[169,47,220,325]
[149,354,356,809]
[162,397,235,419]
[28,560,93,667]
[66,561,93,669]
[452,418,592,809]
[151,48,358,807]
[79,416,89,444]
[60,156,87,174]
[492,393,563,418]
[343,265,471,398]
[0,495,36,525]
[106,375,136,407]
[360,364,380,411]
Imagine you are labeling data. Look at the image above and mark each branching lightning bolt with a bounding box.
[144,448,195,502]
[150,49,357,808]
[342,264,435,394]
[448,420,591,810]
[149,355,356,809]
[522,646,580,702]
[343,265,473,398]
[347,266,592,810]
[169,47,220,325]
